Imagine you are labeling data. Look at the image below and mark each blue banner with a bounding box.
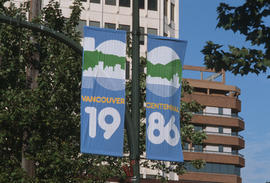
[80,27,126,157]
[146,35,187,162]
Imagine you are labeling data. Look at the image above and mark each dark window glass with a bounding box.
[89,21,100,27]
[185,162,240,176]
[147,28,157,35]
[170,3,174,21]
[90,0,100,3]
[139,0,144,9]
[105,23,116,29]
[218,126,223,133]
[218,107,223,115]
[218,145,223,152]
[148,0,157,11]
[105,0,116,5]
[76,19,86,37]
[194,145,203,152]
[139,27,144,45]
[164,0,167,16]
[119,0,130,7]
[118,24,130,31]
[194,125,203,132]
[81,0,87,2]
[183,142,189,150]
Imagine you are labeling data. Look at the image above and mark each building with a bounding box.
[180,65,245,183]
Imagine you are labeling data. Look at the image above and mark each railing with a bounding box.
[204,131,244,139]
[194,112,244,121]
[183,149,244,158]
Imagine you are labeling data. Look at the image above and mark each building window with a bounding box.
[218,145,223,152]
[183,142,189,150]
[105,0,116,5]
[119,0,130,7]
[193,145,203,152]
[105,23,116,29]
[218,127,223,134]
[139,27,144,45]
[90,0,100,3]
[76,19,86,37]
[89,21,100,27]
[194,125,203,132]
[147,28,158,35]
[164,0,168,16]
[218,107,223,115]
[170,3,175,21]
[185,162,241,176]
[148,0,157,11]
[139,0,144,9]
[118,24,130,31]
[81,0,87,2]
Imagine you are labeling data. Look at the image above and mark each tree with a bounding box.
[0,0,205,182]
[202,0,270,78]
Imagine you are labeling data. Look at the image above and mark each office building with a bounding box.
[180,65,245,183]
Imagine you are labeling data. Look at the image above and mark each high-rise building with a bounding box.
[180,65,245,183]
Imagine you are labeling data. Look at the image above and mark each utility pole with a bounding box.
[22,0,41,177]
[130,0,140,182]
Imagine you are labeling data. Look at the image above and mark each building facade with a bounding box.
[180,65,245,183]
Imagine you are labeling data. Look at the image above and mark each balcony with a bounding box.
[191,113,245,131]
[182,93,241,112]
[183,149,245,167]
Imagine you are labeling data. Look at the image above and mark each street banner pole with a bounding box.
[131,0,140,182]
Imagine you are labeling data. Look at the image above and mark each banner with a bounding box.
[146,35,187,162]
[81,27,126,157]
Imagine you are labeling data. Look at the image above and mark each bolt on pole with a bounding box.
[131,0,140,182]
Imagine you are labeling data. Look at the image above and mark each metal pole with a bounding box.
[21,0,41,177]
[131,0,140,182]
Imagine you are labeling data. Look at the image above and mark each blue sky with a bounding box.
[180,1,270,183]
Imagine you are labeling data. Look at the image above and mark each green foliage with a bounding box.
[0,0,205,182]
[202,0,270,78]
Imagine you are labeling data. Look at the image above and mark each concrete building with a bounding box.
[181,65,245,183]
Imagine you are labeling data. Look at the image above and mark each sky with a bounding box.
[180,1,270,183]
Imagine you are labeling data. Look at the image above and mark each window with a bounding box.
[164,0,168,16]
[194,125,203,132]
[76,19,86,37]
[105,23,116,29]
[147,28,158,35]
[139,0,144,9]
[218,127,223,134]
[148,0,157,11]
[105,0,116,5]
[139,27,144,45]
[118,24,130,32]
[89,21,100,27]
[81,0,87,2]
[90,0,100,3]
[218,145,223,152]
[170,3,175,21]
[185,162,240,176]
[194,145,203,152]
[119,0,130,7]
[183,142,189,150]
[218,107,223,115]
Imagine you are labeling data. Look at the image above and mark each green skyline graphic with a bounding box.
[147,59,182,83]
[83,50,125,70]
